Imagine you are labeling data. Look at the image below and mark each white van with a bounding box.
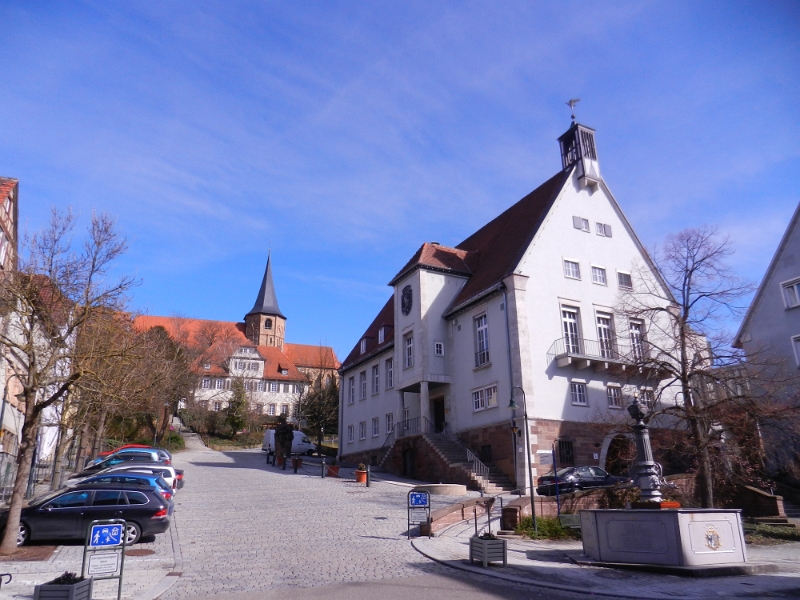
[262,429,316,456]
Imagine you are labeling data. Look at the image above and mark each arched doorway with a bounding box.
[599,433,635,476]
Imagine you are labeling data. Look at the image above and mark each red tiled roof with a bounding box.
[342,170,571,369]
[284,343,340,369]
[341,297,394,370]
[0,177,17,200]
[134,315,336,381]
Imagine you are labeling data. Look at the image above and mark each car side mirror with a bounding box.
[43,505,53,511]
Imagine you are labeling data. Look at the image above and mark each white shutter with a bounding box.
[572,216,583,229]
[604,224,612,237]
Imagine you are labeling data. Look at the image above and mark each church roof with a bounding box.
[247,254,285,319]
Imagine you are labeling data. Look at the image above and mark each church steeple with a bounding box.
[557,101,601,190]
[244,253,287,348]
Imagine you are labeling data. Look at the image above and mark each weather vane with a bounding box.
[566,98,580,123]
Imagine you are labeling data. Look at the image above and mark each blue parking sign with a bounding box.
[89,524,123,547]
[409,492,429,507]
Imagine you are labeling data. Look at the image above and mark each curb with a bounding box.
[132,519,183,600]
[410,539,710,600]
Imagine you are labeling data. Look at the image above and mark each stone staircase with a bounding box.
[422,433,516,494]
[783,498,800,520]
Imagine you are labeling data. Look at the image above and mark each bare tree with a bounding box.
[295,373,339,453]
[0,209,135,553]
[619,226,799,507]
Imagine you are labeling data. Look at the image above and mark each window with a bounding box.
[359,421,367,440]
[386,413,394,433]
[270,382,278,392]
[268,403,276,415]
[265,318,273,330]
[606,385,623,408]
[347,425,354,443]
[294,384,303,394]
[283,383,290,393]
[257,380,266,392]
[783,280,800,308]
[359,371,367,400]
[572,216,590,232]
[214,402,222,412]
[640,388,655,407]
[378,327,385,344]
[629,320,645,361]
[348,377,355,404]
[212,379,221,390]
[570,382,587,405]
[434,342,444,356]
[563,259,580,280]
[618,272,633,290]
[596,313,614,358]
[405,334,414,368]
[256,403,264,414]
[562,308,581,354]
[280,368,288,375]
[792,336,800,367]
[250,362,258,371]
[126,492,149,505]
[280,404,288,415]
[201,378,211,389]
[596,222,612,237]
[372,417,379,437]
[203,363,210,370]
[474,315,489,367]
[591,266,607,285]
[472,384,498,412]
[371,365,379,394]
[557,440,575,467]
[385,358,393,389]
[47,491,90,509]
[93,491,123,506]
[360,338,367,354]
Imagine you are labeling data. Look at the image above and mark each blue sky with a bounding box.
[1,1,798,360]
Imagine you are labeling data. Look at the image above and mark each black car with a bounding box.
[0,482,171,546]
[536,466,630,496]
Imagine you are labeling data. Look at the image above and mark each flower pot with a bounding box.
[34,577,93,600]
[276,455,285,467]
[469,536,507,568]
[291,457,303,469]
[355,469,367,483]
[326,465,340,477]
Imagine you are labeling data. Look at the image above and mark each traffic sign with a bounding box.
[409,492,429,507]
[89,524,123,547]
[88,552,120,576]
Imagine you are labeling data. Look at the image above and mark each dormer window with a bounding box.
[360,338,367,354]
[203,363,210,370]
[280,368,288,375]
[378,327,385,344]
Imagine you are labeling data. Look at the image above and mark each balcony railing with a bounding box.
[546,336,648,370]
[395,416,432,439]
[474,350,490,368]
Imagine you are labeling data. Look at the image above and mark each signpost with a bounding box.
[82,519,127,600]
[407,490,431,539]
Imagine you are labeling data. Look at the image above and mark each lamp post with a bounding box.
[627,391,663,503]
[509,386,537,536]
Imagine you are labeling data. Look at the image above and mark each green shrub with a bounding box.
[515,516,581,540]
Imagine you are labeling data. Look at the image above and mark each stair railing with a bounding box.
[465,448,490,490]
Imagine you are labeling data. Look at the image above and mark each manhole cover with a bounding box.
[125,549,155,557]
[0,546,57,561]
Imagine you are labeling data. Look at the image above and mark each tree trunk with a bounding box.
[157,404,171,445]
[0,415,38,554]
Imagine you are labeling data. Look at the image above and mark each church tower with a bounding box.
[244,253,287,349]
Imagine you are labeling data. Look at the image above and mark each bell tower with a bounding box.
[557,99,601,190]
[244,253,287,349]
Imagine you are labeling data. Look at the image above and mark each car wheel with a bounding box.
[17,523,29,546]
[306,449,315,456]
[124,522,141,545]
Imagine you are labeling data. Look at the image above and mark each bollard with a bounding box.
[321,457,326,478]
[293,456,298,473]
[282,453,287,470]
[366,464,371,487]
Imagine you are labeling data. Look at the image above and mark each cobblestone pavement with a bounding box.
[163,441,486,598]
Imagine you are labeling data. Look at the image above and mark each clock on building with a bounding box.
[401,285,413,316]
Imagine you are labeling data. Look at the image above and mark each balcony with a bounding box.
[546,337,646,371]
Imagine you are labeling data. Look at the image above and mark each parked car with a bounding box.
[69,473,174,504]
[262,429,316,456]
[98,444,170,458]
[69,463,178,491]
[74,451,165,477]
[0,482,171,546]
[87,447,171,468]
[536,466,630,496]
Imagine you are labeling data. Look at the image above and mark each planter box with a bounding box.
[469,536,507,568]
[34,578,92,600]
[355,470,367,483]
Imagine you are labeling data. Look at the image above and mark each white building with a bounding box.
[734,200,800,477]
[339,119,674,491]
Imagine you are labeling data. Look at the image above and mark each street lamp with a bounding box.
[627,391,663,503]
[508,386,538,536]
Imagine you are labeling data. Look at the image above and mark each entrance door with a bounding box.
[402,448,415,478]
[432,398,445,433]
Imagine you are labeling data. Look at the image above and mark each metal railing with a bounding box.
[546,336,648,364]
[474,350,490,368]
[395,416,432,439]
[465,448,490,489]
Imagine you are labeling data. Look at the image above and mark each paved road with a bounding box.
[165,440,596,600]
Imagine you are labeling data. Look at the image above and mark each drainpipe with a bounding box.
[503,287,517,488]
